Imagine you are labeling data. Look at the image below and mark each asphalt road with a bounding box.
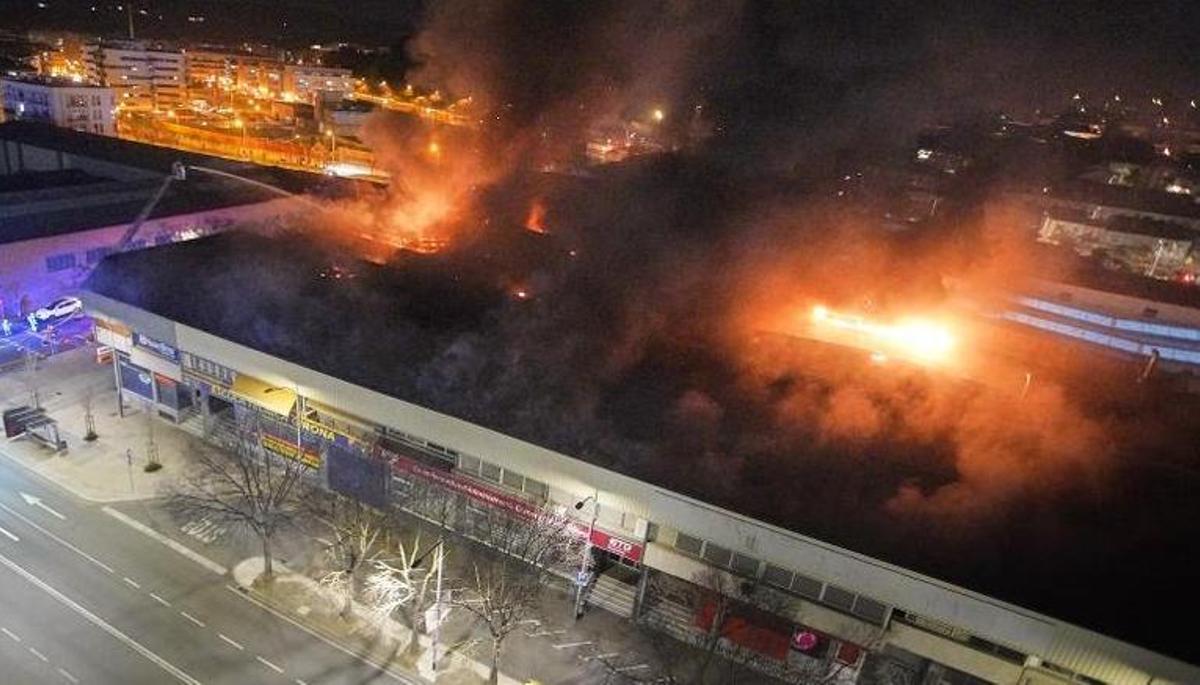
[0,315,94,370]
[0,455,416,685]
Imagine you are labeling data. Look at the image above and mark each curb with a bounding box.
[101,506,229,575]
[225,579,426,685]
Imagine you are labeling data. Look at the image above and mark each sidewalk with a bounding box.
[0,347,193,502]
[3,347,788,684]
[230,557,522,685]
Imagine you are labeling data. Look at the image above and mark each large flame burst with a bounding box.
[810,305,956,363]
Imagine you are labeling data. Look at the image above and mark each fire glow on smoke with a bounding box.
[810,305,956,364]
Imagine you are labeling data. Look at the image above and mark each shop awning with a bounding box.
[229,374,296,416]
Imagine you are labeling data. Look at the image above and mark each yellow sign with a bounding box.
[261,434,321,469]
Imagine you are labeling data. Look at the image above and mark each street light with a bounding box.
[572,492,599,620]
[232,117,247,158]
[412,538,447,674]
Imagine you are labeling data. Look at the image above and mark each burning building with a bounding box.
[80,153,1200,683]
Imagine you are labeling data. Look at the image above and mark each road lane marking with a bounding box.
[0,550,202,685]
[256,655,285,673]
[57,668,79,684]
[529,629,566,637]
[1,627,21,642]
[102,507,228,575]
[179,611,205,627]
[150,592,171,607]
[28,646,48,662]
[295,680,310,685]
[224,585,411,684]
[19,492,66,520]
[218,633,244,650]
[0,525,18,542]
[0,502,114,574]
[553,641,593,649]
[617,663,650,672]
[123,576,141,589]
[584,652,621,661]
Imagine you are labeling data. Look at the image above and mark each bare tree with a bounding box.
[692,567,739,683]
[82,384,98,441]
[363,532,444,659]
[453,508,579,685]
[169,416,307,581]
[307,490,392,620]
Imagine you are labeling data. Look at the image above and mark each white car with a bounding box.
[35,296,83,321]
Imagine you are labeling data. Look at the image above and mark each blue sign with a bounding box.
[119,360,155,400]
[133,332,179,362]
[327,444,388,509]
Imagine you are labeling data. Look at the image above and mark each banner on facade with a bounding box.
[328,444,388,508]
[390,455,645,563]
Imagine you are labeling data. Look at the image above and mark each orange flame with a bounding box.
[525,199,547,234]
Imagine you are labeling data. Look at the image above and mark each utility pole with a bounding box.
[411,538,447,674]
[126,448,135,493]
[573,492,599,619]
[127,3,135,40]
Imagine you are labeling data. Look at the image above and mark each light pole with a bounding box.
[326,128,337,161]
[233,118,247,159]
[412,538,446,673]
[572,492,599,620]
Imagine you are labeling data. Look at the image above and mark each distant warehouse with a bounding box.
[0,122,349,319]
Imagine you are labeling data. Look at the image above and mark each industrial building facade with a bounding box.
[81,288,1200,685]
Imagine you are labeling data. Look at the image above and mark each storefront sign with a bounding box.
[390,455,645,563]
[133,332,179,363]
[261,432,321,469]
[118,360,155,401]
[587,527,644,564]
[94,318,132,353]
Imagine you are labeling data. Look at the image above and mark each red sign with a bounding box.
[588,527,644,564]
[390,455,645,563]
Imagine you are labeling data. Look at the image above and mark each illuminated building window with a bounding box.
[523,478,548,500]
[501,468,523,490]
[457,453,480,475]
[674,532,703,556]
[45,253,77,271]
[821,584,856,612]
[730,552,760,578]
[701,542,733,567]
[791,573,823,600]
[762,564,793,589]
[479,460,501,483]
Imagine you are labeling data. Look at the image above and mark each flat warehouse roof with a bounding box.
[83,228,1200,671]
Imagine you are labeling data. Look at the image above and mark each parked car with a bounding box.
[35,296,83,321]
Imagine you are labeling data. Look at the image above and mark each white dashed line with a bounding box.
[529,629,566,637]
[28,646,48,662]
[0,551,201,685]
[617,663,650,672]
[218,633,244,651]
[553,640,593,649]
[123,576,141,589]
[518,618,540,626]
[0,502,114,574]
[584,652,621,661]
[295,679,310,685]
[179,611,205,628]
[150,592,171,607]
[256,655,284,674]
[0,525,18,542]
[57,668,79,684]
[1,627,20,642]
